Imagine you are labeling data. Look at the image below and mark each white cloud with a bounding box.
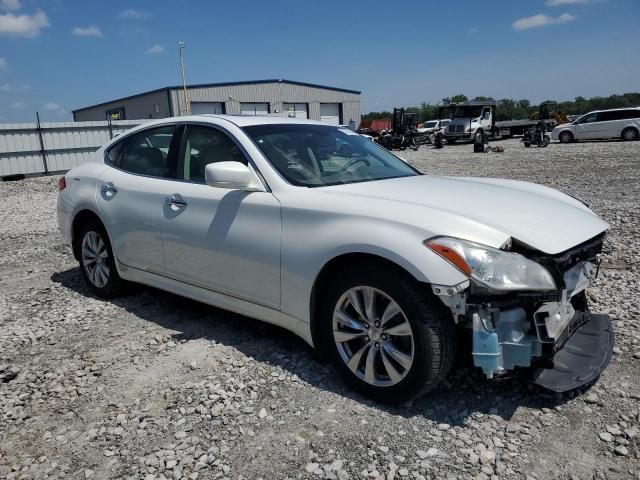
[72,25,103,37]
[1,0,21,11]
[44,102,60,110]
[0,9,49,38]
[546,0,588,5]
[146,44,164,54]
[119,9,149,20]
[512,13,575,31]
[0,57,7,70]
[0,82,27,91]
[468,26,479,34]
[11,100,24,108]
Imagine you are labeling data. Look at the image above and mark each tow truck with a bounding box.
[440,101,559,144]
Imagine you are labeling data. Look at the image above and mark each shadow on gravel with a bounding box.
[52,267,574,427]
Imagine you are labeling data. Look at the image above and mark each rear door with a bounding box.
[596,110,624,138]
[160,123,281,308]
[96,124,181,274]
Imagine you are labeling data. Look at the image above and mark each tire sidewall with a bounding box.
[559,131,573,143]
[319,266,439,402]
[78,221,120,297]
[622,128,638,141]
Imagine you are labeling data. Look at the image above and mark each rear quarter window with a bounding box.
[106,141,124,165]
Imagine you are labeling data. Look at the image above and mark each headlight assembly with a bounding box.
[425,237,556,291]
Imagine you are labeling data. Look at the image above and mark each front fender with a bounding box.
[279,213,468,323]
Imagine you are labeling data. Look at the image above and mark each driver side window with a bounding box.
[179,125,247,183]
[578,113,599,124]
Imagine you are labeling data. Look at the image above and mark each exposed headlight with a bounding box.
[425,237,557,291]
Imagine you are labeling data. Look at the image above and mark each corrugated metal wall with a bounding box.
[169,81,361,124]
[73,90,171,122]
[0,120,144,176]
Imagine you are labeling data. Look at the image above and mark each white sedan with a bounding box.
[57,115,613,402]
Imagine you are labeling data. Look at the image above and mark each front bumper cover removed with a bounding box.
[530,312,614,392]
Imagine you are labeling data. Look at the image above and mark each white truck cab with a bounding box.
[443,101,495,144]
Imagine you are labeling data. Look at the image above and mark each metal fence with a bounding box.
[0,118,146,177]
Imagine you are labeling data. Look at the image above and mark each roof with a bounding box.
[197,114,331,127]
[72,79,361,114]
[437,100,498,107]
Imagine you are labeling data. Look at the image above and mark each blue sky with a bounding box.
[1,0,639,122]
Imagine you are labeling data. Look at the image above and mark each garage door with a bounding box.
[191,102,224,115]
[320,103,340,125]
[282,103,308,119]
[240,103,269,116]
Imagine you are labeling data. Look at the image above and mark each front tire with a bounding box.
[559,131,574,144]
[78,220,122,298]
[474,130,484,144]
[622,127,639,141]
[320,265,455,402]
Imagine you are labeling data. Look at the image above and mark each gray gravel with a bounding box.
[1,138,639,480]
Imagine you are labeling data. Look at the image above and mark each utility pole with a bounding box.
[178,41,190,116]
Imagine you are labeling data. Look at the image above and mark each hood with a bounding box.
[321,175,608,255]
[554,122,574,130]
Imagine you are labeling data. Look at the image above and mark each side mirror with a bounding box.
[204,161,260,190]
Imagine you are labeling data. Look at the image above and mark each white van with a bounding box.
[552,107,640,143]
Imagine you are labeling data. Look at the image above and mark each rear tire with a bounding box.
[559,131,574,144]
[78,219,122,298]
[622,127,639,141]
[320,264,455,403]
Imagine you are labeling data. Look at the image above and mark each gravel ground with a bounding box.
[1,138,639,480]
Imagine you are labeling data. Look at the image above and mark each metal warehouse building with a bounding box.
[72,79,361,126]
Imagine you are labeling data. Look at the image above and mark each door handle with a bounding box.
[164,194,188,207]
[100,182,118,195]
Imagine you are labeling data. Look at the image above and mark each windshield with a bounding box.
[243,124,419,187]
[423,121,438,128]
[452,106,483,118]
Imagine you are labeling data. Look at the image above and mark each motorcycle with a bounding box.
[523,121,550,148]
[376,128,429,151]
[432,130,444,149]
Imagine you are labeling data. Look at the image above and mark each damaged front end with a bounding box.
[427,234,614,392]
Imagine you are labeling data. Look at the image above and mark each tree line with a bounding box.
[362,93,640,123]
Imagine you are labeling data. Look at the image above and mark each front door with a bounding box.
[161,124,281,309]
[96,124,181,274]
[573,112,603,139]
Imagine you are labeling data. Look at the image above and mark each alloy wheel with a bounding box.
[332,286,414,387]
[623,129,638,141]
[81,230,110,288]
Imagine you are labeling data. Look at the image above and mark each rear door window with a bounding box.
[599,111,622,122]
[622,109,640,119]
[117,125,179,179]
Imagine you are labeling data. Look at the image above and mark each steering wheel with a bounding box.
[336,157,370,173]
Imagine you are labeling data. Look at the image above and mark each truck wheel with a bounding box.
[622,127,639,141]
[524,142,531,148]
[559,131,574,144]
[474,130,484,144]
[321,265,455,403]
